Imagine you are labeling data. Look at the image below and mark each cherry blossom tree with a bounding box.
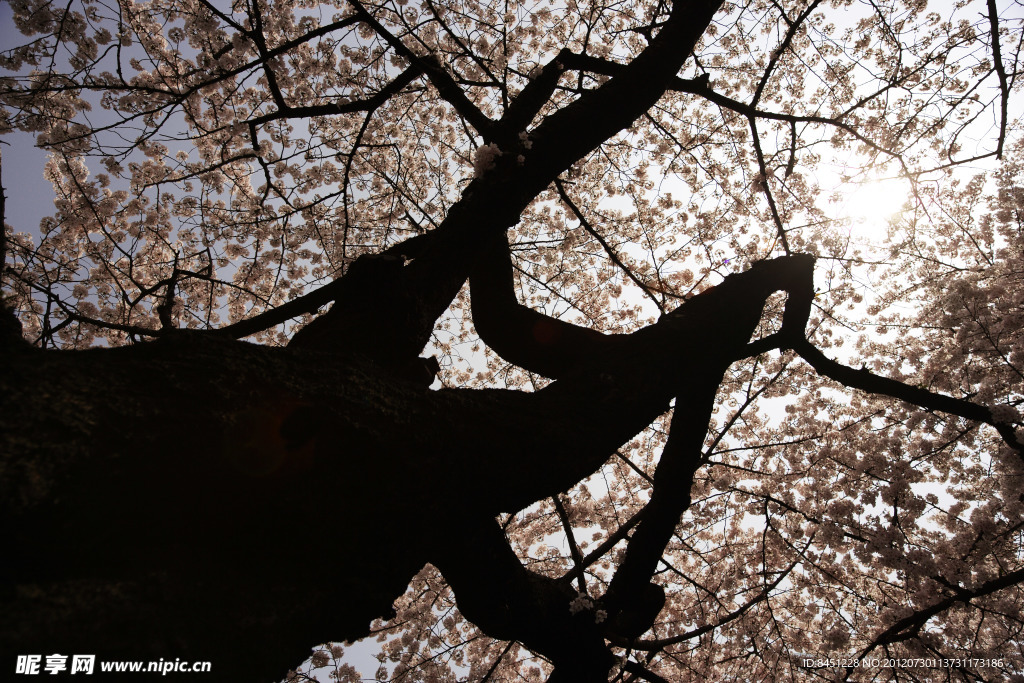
[2,0,1023,680]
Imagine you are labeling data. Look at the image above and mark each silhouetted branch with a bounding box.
[792,339,1022,456]
[846,567,1024,681]
[986,0,1010,159]
[349,0,496,138]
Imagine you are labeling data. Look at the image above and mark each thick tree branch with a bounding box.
[432,518,615,679]
[521,0,723,185]
[600,365,722,636]
[508,255,818,639]
[217,232,434,340]
[591,255,814,637]
[497,48,575,138]
[299,0,724,372]
[553,495,588,594]
[469,230,619,379]
[985,0,1010,159]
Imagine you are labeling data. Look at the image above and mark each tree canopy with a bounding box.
[2,0,1024,680]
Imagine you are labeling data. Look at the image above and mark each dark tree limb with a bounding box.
[247,65,423,125]
[985,0,1010,159]
[594,256,814,639]
[623,660,672,683]
[497,48,575,139]
[218,232,434,340]
[466,253,820,657]
[599,366,722,637]
[791,339,1023,457]
[312,0,724,370]
[469,230,619,379]
[844,567,1024,681]
[432,518,616,679]
[553,495,588,594]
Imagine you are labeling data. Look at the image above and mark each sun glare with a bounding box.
[836,177,910,240]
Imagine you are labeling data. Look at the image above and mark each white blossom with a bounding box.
[472,143,503,178]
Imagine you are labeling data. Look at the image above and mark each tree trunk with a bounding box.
[1,254,814,681]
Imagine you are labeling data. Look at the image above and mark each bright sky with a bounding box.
[831,174,912,241]
[1,5,54,235]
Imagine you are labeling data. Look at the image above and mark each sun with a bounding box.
[836,177,910,240]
